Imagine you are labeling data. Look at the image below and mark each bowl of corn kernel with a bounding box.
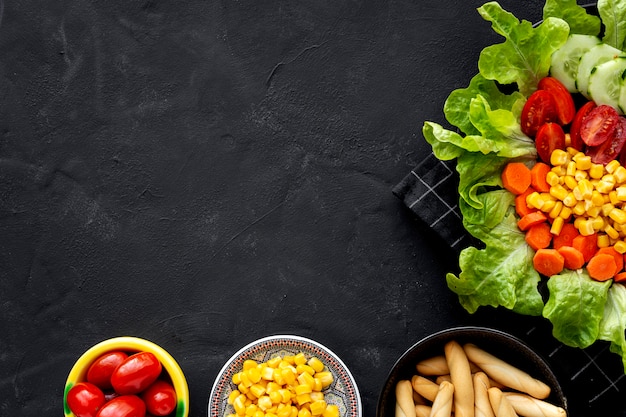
[208,335,361,417]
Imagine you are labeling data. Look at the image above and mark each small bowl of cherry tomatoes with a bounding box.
[63,336,189,417]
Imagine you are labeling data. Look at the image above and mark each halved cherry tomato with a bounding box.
[535,122,566,163]
[66,382,106,417]
[95,395,146,417]
[110,351,162,395]
[569,101,596,150]
[580,104,620,146]
[537,77,576,125]
[521,89,559,137]
[87,351,128,390]
[141,380,177,416]
[588,117,626,164]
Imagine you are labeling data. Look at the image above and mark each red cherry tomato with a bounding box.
[535,122,566,164]
[111,351,162,395]
[95,395,146,417]
[521,90,558,137]
[569,101,596,150]
[87,351,128,390]
[537,76,576,125]
[588,117,626,165]
[141,380,177,416]
[580,104,620,146]
[66,382,106,417]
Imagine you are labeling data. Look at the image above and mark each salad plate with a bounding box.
[208,335,362,417]
[418,0,626,373]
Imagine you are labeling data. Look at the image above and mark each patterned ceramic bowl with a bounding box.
[209,335,361,417]
[63,336,189,417]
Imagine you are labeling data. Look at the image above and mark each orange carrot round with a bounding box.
[502,162,532,195]
[596,247,623,273]
[614,271,626,283]
[514,186,537,218]
[571,233,598,263]
[533,248,565,277]
[530,162,551,193]
[586,253,617,281]
[557,246,585,270]
[525,223,552,250]
[552,222,579,249]
[517,211,548,231]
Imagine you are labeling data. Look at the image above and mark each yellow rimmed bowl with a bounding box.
[63,336,189,417]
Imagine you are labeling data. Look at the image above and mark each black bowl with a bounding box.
[376,327,567,417]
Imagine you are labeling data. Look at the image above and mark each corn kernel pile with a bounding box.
[526,147,626,252]
[227,353,338,417]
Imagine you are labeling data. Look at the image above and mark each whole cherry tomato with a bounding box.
[95,395,146,417]
[87,351,128,390]
[521,89,558,137]
[141,380,177,416]
[111,351,162,395]
[580,104,620,146]
[66,382,106,417]
[569,101,596,150]
[535,122,566,164]
[588,117,626,165]
[537,76,576,125]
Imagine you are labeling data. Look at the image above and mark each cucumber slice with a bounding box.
[550,34,601,93]
[588,56,626,111]
[576,43,623,98]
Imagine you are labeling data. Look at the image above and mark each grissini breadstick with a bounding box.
[411,375,439,402]
[503,392,567,417]
[473,372,495,417]
[396,402,408,417]
[487,387,518,417]
[430,380,454,417]
[435,375,451,385]
[463,343,551,399]
[415,404,432,417]
[444,340,474,417]
[416,355,481,375]
[396,380,417,417]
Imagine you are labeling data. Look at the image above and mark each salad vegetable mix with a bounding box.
[423,0,626,372]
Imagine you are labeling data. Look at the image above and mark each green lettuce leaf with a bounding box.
[446,211,544,316]
[598,284,626,372]
[459,190,513,232]
[477,2,570,96]
[598,0,626,50]
[543,270,611,348]
[456,151,510,210]
[422,122,476,161]
[543,0,601,36]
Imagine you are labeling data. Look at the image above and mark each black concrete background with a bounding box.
[1,1,623,416]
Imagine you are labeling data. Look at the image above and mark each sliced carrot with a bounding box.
[586,253,617,281]
[515,186,537,218]
[530,162,551,193]
[596,247,623,273]
[525,223,552,250]
[552,222,579,249]
[614,271,626,283]
[571,233,598,263]
[533,248,565,277]
[557,246,585,270]
[502,162,532,195]
[517,211,548,231]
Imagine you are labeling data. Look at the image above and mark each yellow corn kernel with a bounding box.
[266,357,282,368]
[563,175,577,190]
[577,179,594,200]
[546,171,560,186]
[267,413,278,417]
[550,216,565,235]
[578,219,595,236]
[278,407,292,417]
[551,165,566,175]
[244,360,259,371]
[312,378,323,392]
[298,408,312,417]
[248,367,262,384]
[269,391,283,405]
[559,206,573,220]
[587,205,601,218]
[294,353,307,366]
[609,190,620,205]
[295,384,312,396]
[548,201,563,219]
[297,372,315,389]
[563,192,577,207]
[262,366,276,381]
[590,163,605,179]
[250,384,267,398]
[282,356,295,365]
[605,224,620,240]
[592,216,605,230]
[234,395,248,415]
[614,240,626,254]
[279,389,292,403]
[574,169,589,181]
[266,382,281,393]
[550,185,568,201]
[272,369,285,385]
[615,166,626,183]
[233,373,243,385]
[597,233,610,248]
[606,160,621,174]
[296,393,312,406]
[246,404,260,416]
[551,149,569,166]
[230,390,243,405]
[591,191,605,207]
[597,178,616,193]
[314,372,334,388]
[574,154,592,170]
[307,358,324,373]
[573,201,586,216]
[281,368,297,385]
[290,406,299,417]
[296,364,315,376]
[617,186,626,201]
[322,406,339,417]
[602,203,616,217]
[526,191,544,209]
[566,161,577,176]
[610,208,626,224]
[310,400,327,416]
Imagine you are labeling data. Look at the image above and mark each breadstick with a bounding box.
[416,355,449,375]
[473,372,495,417]
[396,380,417,417]
[411,375,439,402]
[487,387,518,417]
[396,402,408,417]
[415,404,432,417]
[444,340,474,417]
[463,343,551,399]
[430,380,454,417]
[435,374,451,385]
[503,392,567,417]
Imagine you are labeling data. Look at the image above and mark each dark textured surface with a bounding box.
[1,1,623,417]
